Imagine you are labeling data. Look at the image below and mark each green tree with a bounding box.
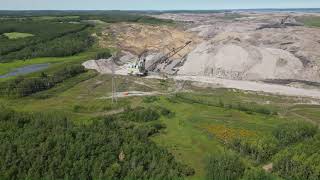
[205,151,245,180]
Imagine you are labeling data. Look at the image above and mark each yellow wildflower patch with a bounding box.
[203,124,256,143]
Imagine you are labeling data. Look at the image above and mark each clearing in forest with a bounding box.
[3,32,34,39]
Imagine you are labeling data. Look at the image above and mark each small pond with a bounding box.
[0,63,50,78]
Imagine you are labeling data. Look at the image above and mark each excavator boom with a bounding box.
[147,41,192,71]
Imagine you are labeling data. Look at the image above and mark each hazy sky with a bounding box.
[1,0,320,10]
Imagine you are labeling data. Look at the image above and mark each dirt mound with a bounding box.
[178,38,318,81]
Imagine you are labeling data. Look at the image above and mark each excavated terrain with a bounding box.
[83,12,320,98]
[98,23,200,56]
[153,13,320,82]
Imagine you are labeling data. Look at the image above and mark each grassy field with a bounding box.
[149,95,288,179]
[3,32,34,39]
[1,70,319,179]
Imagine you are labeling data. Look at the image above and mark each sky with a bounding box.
[1,0,320,10]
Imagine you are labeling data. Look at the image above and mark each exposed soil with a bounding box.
[100,91,161,99]
[83,12,320,99]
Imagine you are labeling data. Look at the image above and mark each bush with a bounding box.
[95,50,112,60]
[118,107,160,122]
[205,151,245,180]
[241,168,274,180]
[143,96,160,103]
[159,106,175,118]
[150,123,167,131]
[72,104,87,112]
[272,121,318,146]
[230,136,279,163]
[273,134,320,180]
[0,106,14,121]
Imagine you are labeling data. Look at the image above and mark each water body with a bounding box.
[0,63,50,78]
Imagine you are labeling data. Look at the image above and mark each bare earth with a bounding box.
[83,11,320,99]
[174,75,320,99]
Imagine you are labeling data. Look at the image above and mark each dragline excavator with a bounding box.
[127,41,192,76]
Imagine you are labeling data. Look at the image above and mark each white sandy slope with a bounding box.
[175,75,320,99]
[178,42,307,81]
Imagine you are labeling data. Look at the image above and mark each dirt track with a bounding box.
[174,75,320,99]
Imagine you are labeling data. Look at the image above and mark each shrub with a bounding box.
[95,51,112,60]
[72,104,86,113]
[241,168,274,180]
[205,151,245,180]
[272,121,318,146]
[142,96,160,103]
[159,106,175,118]
[273,134,320,180]
[230,136,279,163]
[119,107,160,122]
[150,123,167,131]
[0,106,14,121]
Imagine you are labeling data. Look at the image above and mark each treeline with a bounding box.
[0,11,174,25]
[0,64,86,97]
[0,20,92,62]
[205,151,275,180]
[79,12,174,25]
[229,121,318,164]
[172,93,277,115]
[0,107,193,180]
[115,106,174,123]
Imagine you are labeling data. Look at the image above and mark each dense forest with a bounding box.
[0,21,92,62]
[0,107,193,180]
[2,30,94,61]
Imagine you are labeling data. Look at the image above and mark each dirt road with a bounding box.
[174,75,320,99]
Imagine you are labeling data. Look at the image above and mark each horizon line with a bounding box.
[1,7,320,11]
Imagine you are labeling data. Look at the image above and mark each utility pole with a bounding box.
[111,56,118,104]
